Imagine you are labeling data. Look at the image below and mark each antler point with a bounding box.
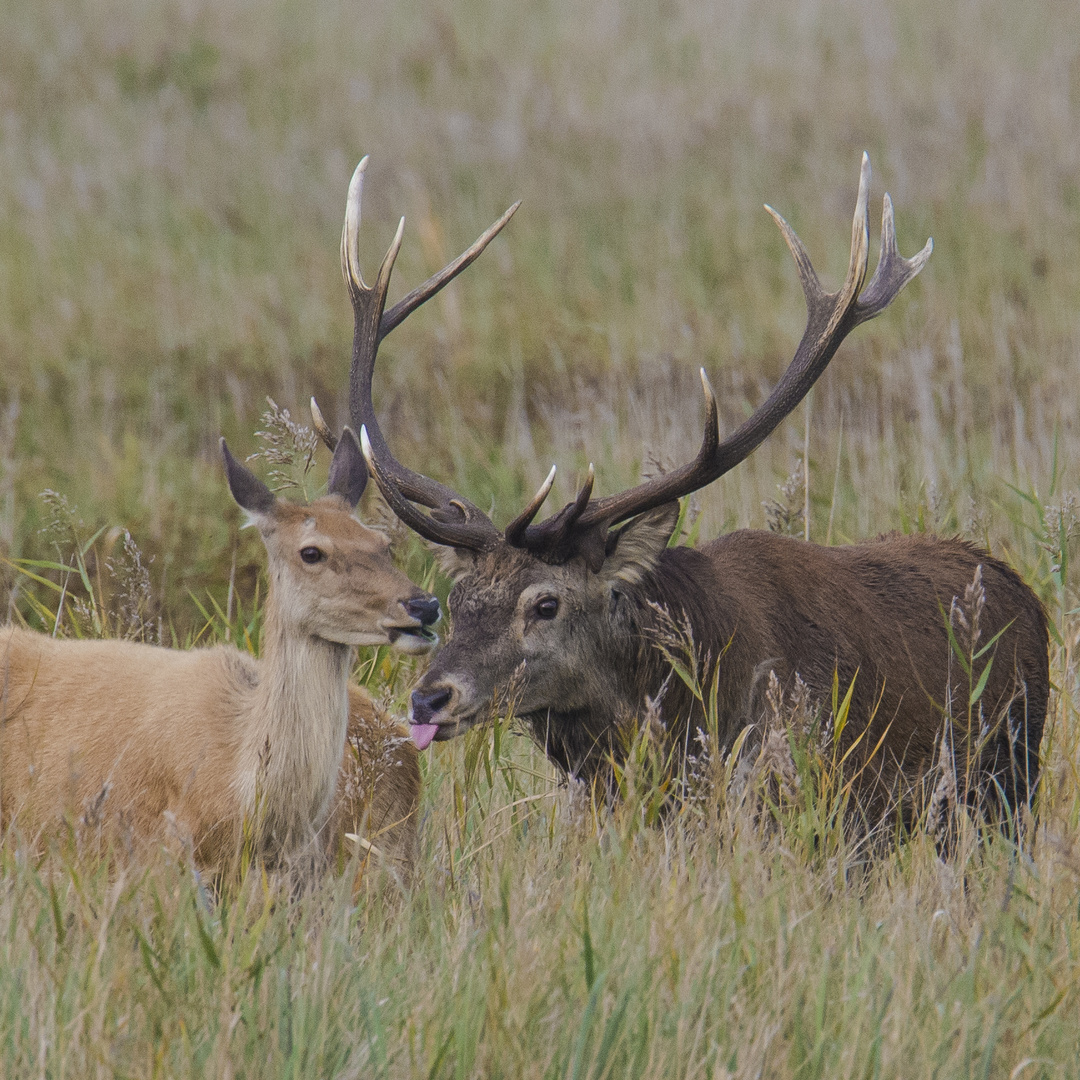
[359,425,374,464]
[699,367,717,402]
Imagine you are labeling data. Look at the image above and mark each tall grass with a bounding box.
[2,0,1080,1074]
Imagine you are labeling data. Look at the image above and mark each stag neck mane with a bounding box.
[632,546,747,738]
[518,545,745,781]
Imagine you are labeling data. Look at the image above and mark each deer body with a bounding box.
[436,528,1047,811]
[0,434,438,870]
[332,154,1049,820]
[0,621,350,862]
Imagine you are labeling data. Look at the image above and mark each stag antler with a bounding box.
[316,157,518,548]
[360,154,932,561]
[511,153,932,552]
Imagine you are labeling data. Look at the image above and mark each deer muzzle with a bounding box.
[382,594,442,654]
[408,676,477,750]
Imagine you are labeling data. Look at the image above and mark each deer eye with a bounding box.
[300,546,325,564]
[534,596,559,620]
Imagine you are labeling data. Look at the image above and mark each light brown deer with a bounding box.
[348,155,1049,824]
[0,431,439,871]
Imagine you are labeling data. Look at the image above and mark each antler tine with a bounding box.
[360,428,498,550]
[381,200,521,337]
[516,153,929,540]
[571,464,595,519]
[338,158,512,549]
[554,465,596,538]
[518,465,596,549]
[310,397,338,452]
[696,367,720,459]
[853,192,933,324]
[340,157,369,294]
[505,465,557,546]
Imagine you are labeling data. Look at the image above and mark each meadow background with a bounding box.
[2,0,1080,1075]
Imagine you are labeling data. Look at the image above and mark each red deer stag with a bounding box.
[0,432,440,872]
[354,154,1048,821]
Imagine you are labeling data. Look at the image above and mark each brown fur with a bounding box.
[323,685,420,882]
[411,508,1048,820]
[0,483,432,873]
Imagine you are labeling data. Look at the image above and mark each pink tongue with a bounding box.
[411,724,439,751]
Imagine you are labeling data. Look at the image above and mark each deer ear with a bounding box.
[327,426,368,507]
[600,502,680,585]
[221,439,276,517]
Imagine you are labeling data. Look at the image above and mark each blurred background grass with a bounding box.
[3,0,1079,627]
[4,0,1080,1075]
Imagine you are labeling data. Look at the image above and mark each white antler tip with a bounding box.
[531,464,557,506]
[359,425,374,463]
[857,154,871,205]
[347,159,367,203]
[912,236,934,272]
[763,204,794,244]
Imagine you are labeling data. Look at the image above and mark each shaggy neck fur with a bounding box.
[634,547,745,744]
[523,547,741,784]
[232,589,352,855]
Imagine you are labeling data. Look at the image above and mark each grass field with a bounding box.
[3,0,1080,1075]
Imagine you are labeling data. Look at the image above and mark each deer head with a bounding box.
[221,428,440,654]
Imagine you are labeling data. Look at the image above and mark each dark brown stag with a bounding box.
[339,155,1049,821]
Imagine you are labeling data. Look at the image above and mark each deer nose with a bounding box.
[405,595,441,626]
[411,685,453,724]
